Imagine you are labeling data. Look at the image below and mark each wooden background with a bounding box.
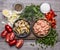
[0,0,60,50]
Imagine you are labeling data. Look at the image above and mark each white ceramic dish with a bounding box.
[40,2,51,13]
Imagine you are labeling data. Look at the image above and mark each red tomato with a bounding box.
[16,39,24,48]
[5,24,12,33]
[9,32,15,41]
[1,30,7,38]
[9,39,17,46]
[5,33,10,43]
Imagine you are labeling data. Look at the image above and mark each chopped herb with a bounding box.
[35,28,58,47]
[20,4,44,21]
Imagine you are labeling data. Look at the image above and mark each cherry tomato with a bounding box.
[9,32,15,41]
[5,33,10,42]
[1,30,7,38]
[16,39,24,48]
[5,24,12,33]
[9,39,17,46]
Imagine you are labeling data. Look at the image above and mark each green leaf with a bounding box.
[20,4,44,21]
[35,28,58,46]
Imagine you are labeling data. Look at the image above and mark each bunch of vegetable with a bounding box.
[20,4,44,21]
[1,24,24,48]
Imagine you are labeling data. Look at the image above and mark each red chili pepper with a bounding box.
[5,33,10,43]
[52,14,57,17]
[9,39,17,46]
[48,14,52,20]
[5,24,12,33]
[50,9,57,17]
[50,9,55,14]
[45,14,51,20]
[51,24,56,29]
[1,30,7,38]
[45,9,57,21]
[53,25,56,29]
[51,19,56,25]
[9,32,15,41]
[16,39,24,48]
[45,13,48,16]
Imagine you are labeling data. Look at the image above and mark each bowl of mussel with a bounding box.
[13,19,31,38]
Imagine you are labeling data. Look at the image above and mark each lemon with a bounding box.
[2,9,12,18]
[12,12,17,17]
[8,12,19,24]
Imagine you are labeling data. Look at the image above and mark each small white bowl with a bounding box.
[40,3,51,13]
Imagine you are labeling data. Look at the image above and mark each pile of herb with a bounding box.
[20,4,44,21]
[35,28,58,47]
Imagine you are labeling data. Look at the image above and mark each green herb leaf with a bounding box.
[35,28,58,47]
[20,4,44,21]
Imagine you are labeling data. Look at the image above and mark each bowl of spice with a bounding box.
[13,2,24,14]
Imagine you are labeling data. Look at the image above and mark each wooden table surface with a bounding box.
[0,0,60,50]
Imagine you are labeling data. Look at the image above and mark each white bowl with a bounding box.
[40,3,51,13]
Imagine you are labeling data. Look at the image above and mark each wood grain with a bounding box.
[0,0,60,11]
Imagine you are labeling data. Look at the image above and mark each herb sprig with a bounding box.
[20,4,44,21]
[35,28,58,47]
